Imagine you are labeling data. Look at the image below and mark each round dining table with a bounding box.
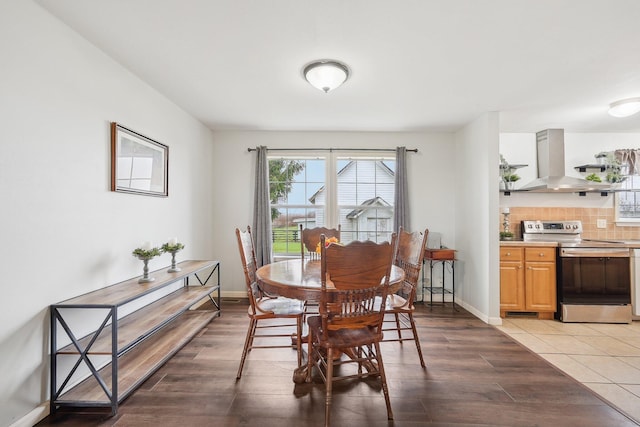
[256,258,405,383]
[256,258,405,301]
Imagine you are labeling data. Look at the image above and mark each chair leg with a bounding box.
[374,341,393,421]
[296,316,303,368]
[236,318,257,379]
[394,313,402,340]
[306,328,314,383]
[325,347,334,427]
[408,313,426,368]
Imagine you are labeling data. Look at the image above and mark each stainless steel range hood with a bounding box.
[518,129,610,193]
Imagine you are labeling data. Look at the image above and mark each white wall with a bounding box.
[454,113,501,324]
[0,2,215,425]
[209,131,458,298]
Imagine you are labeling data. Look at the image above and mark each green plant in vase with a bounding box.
[499,154,523,191]
[499,231,514,240]
[132,243,162,283]
[502,173,520,190]
[162,238,185,273]
[606,171,626,184]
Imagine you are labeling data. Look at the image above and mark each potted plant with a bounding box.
[499,154,522,190]
[132,243,162,283]
[602,153,627,185]
[502,173,520,190]
[499,231,514,241]
[606,169,626,185]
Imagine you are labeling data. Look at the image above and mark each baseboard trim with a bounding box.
[9,402,49,427]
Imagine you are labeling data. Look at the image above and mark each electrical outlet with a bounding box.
[597,219,607,228]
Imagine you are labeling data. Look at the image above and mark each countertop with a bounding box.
[500,240,640,248]
[500,240,558,247]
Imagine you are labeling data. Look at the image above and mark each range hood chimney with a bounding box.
[518,129,609,193]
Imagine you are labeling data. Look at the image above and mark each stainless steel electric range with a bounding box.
[522,220,632,323]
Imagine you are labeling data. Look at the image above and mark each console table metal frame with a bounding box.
[50,260,220,415]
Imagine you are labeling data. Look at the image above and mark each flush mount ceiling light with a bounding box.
[608,97,640,118]
[303,60,350,93]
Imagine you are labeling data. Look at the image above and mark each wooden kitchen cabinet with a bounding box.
[500,246,556,319]
[500,247,525,311]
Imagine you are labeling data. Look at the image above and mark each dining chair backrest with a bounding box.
[300,224,341,259]
[394,227,429,302]
[319,234,396,337]
[235,226,261,307]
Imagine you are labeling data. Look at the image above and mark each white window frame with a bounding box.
[268,151,396,256]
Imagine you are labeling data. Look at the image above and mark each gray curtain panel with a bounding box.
[252,146,273,267]
[393,146,409,233]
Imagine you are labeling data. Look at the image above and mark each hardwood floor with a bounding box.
[38,299,639,426]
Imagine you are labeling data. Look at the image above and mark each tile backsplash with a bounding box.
[500,207,640,240]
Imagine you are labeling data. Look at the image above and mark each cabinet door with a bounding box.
[525,261,556,311]
[500,261,525,310]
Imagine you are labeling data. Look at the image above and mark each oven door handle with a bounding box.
[560,248,630,258]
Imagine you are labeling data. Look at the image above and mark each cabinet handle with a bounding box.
[506,252,511,256]
[539,253,544,257]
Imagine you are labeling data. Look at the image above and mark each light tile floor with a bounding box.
[496,318,640,424]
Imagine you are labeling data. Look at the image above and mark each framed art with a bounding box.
[111,122,168,197]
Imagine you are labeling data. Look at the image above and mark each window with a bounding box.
[268,153,395,257]
[615,175,640,223]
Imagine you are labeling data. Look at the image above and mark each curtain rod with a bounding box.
[247,147,418,153]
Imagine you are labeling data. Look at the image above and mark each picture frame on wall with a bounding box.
[111,122,168,197]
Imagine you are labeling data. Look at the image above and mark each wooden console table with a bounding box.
[421,249,456,307]
[50,260,220,415]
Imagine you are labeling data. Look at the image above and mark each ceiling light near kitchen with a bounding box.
[608,97,640,118]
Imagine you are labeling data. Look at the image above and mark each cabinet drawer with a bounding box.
[500,247,523,261]
[525,247,556,262]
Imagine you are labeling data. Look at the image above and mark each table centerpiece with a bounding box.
[132,242,162,283]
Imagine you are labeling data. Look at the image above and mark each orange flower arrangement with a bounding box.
[315,236,339,253]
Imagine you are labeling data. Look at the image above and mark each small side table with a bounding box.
[422,249,456,307]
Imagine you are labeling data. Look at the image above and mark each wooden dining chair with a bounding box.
[306,233,397,426]
[300,224,341,260]
[299,224,341,321]
[235,226,304,380]
[381,227,429,367]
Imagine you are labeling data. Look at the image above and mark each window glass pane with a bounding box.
[269,158,326,256]
[337,158,395,244]
[617,175,640,219]
[271,207,304,255]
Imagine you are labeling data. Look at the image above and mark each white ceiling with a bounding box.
[37,0,640,133]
